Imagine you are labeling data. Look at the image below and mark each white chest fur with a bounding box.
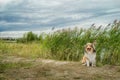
[85,52,96,62]
[84,52,96,66]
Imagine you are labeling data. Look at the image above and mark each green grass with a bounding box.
[0,42,48,58]
[0,20,120,66]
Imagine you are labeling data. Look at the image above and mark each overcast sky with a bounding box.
[0,0,120,31]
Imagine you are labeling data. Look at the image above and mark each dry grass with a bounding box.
[0,42,49,59]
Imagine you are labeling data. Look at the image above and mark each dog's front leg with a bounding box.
[86,60,90,67]
[92,60,96,67]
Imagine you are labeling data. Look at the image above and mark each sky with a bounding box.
[0,0,120,32]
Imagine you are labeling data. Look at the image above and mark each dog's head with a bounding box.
[84,41,96,53]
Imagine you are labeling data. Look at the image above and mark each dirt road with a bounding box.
[0,56,120,80]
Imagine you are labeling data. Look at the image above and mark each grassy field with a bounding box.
[0,20,120,80]
[1,20,120,65]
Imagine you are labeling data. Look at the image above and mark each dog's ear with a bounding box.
[92,40,96,50]
[92,40,96,46]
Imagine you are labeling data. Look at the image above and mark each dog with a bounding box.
[81,41,96,67]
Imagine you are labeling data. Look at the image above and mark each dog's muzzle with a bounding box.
[87,48,91,51]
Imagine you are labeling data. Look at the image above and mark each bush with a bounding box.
[17,31,38,43]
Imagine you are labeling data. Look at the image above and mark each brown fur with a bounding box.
[81,41,96,66]
[81,56,89,64]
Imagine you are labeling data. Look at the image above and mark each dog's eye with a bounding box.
[90,45,93,48]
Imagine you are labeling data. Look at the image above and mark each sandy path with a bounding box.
[0,55,120,80]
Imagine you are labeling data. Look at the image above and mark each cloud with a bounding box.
[0,0,13,5]
[0,0,120,31]
[0,0,22,11]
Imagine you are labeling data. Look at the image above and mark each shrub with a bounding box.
[17,31,38,43]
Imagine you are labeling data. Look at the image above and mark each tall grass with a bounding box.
[40,20,120,65]
[0,20,120,65]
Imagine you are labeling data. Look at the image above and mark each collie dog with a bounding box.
[81,41,96,67]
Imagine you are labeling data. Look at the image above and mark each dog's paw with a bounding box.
[82,63,86,66]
